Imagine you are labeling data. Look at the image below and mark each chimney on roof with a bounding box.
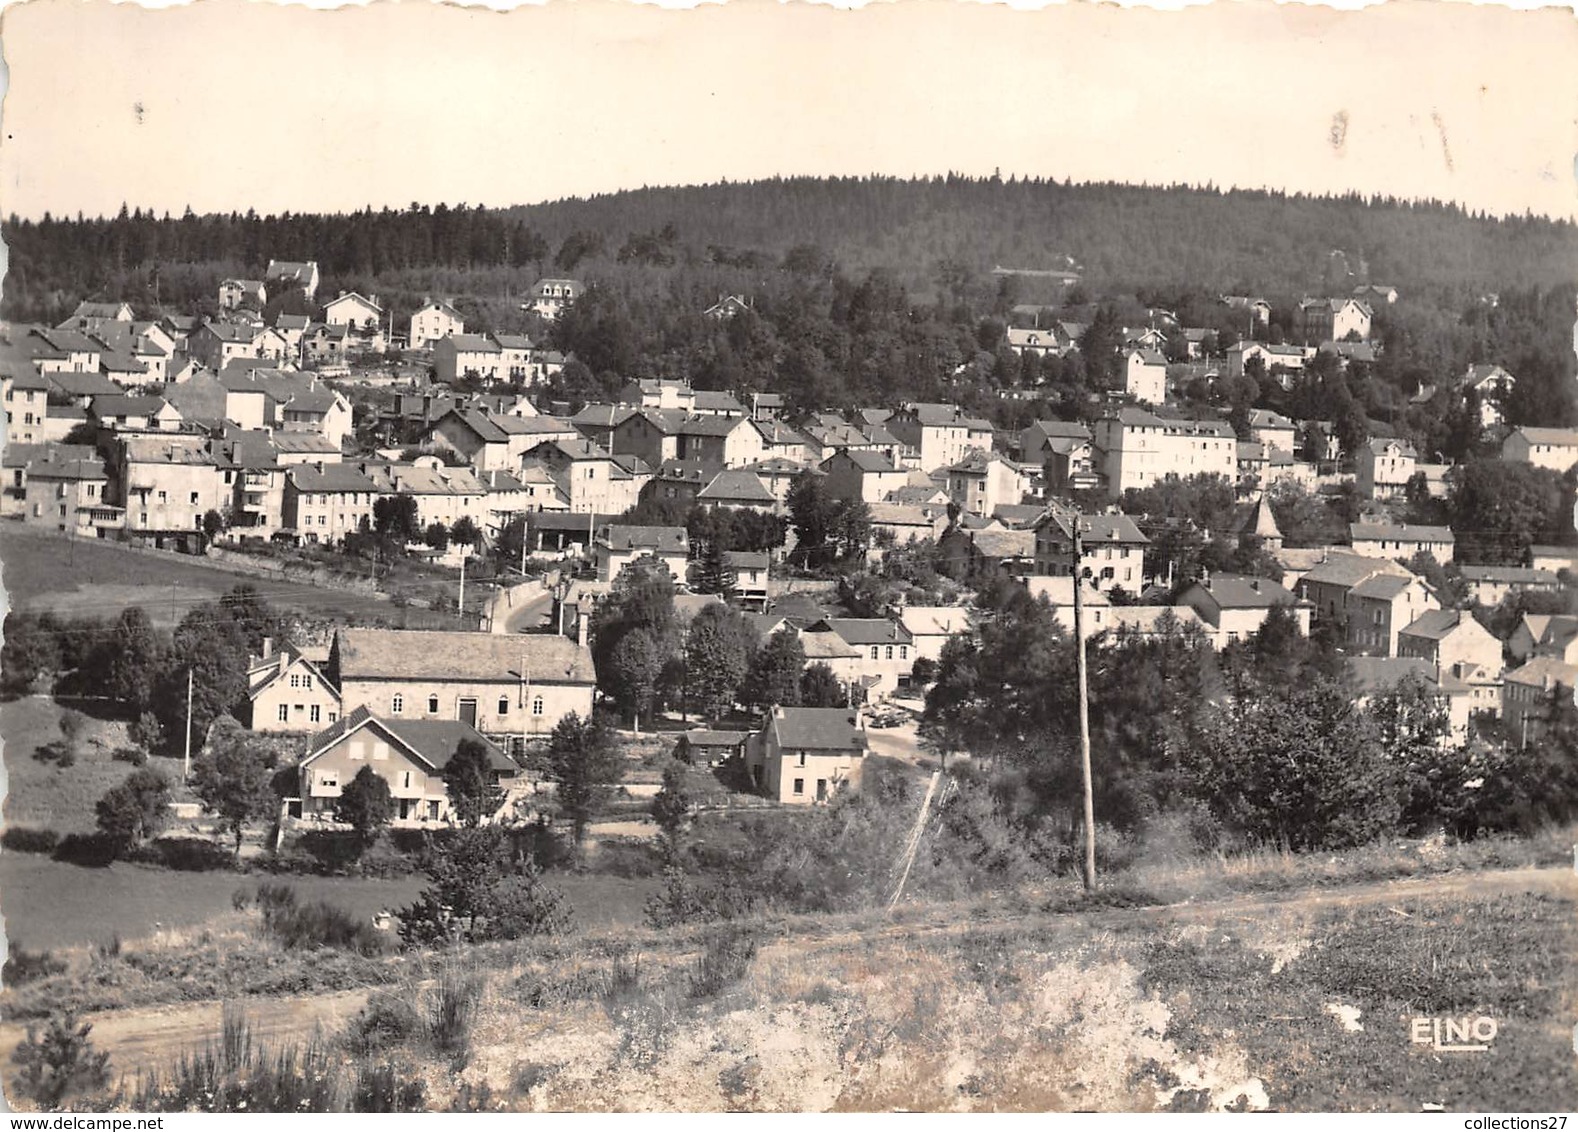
[1250,579,1261,592]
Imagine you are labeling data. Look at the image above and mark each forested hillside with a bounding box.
[5,176,1576,325]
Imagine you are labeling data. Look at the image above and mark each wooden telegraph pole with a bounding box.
[1070,519,1096,891]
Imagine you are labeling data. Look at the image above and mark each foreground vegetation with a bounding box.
[8,880,1572,1112]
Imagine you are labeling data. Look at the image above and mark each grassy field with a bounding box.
[0,695,199,832]
[0,851,658,954]
[0,528,453,629]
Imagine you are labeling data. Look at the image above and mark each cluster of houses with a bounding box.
[11,272,1578,821]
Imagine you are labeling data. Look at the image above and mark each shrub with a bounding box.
[3,945,68,986]
[685,925,758,1000]
[645,866,757,928]
[50,833,118,868]
[2,827,60,855]
[129,711,165,754]
[427,970,483,1070]
[487,868,574,940]
[351,1061,427,1112]
[131,837,237,872]
[9,1012,111,1111]
[111,746,147,766]
[348,991,423,1056]
[256,886,384,956]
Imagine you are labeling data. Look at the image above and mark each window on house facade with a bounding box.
[391,694,404,714]
[310,705,321,723]
[793,778,804,795]
[885,645,894,661]
[427,695,439,714]
[532,697,544,716]
[277,704,289,722]
[498,697,510,715]
[870,646,880,660]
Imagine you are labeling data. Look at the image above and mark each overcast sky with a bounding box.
[1,0,1575,222]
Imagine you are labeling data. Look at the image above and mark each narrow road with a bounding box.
[503,588,555,634]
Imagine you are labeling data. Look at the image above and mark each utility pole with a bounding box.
[183,667,194,780]
[1071,520,1096,892]
[458,553,466,626]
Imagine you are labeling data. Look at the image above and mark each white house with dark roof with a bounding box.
[1123,349,1168,405]
[886,403,995,474]
[1349,522,1455,564]
[329,628,596,745]
[1356,436,1418,500]
[821,448,909,505]
[697,468,777,512]
[1502,427,1578,474]
[1396,609,1503,676]
[747,706,868,805]
[283,462,384,543]
[409,301,465,350]
[1343,571,1439,657]
[1298,297,1372,342]
[1092,408,1236,497]
[1501,656,1578,745]
[265,260,321,300]
[293,706,518,826]
[433,333,504,385]
[1031,505,1149,592]
[248,642,342,733]
[526,278,584,321]
[219,279,267,312]
[594,523,690,582]
[1458,364,1515,428]
[1176,573,1311,647]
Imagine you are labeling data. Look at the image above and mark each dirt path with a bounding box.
[0,988,378,1085]
[6,864,1571,1085]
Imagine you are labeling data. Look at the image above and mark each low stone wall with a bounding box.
[205,546,386,594]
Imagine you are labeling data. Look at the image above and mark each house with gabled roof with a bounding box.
[697,468,777,512]
[69,300,134,323]
[1457,565,1560,608]
[248,642,342,733]
[1502,426,1578,474]
[1123,349,1168,405]
[293,706,517,826]
[1344,571,1439,656]
[187,320,262,373]
[2,367,52,444]
[704,295,752,321]
[219,279,268,312]
[1356,436,1418,500]
[900,606,973,662]
[1501,655,1578,745]
[750,419,812,465]
[1295,551,1415,628]
[283,462,384,544]
[1298,297,1372,342]
[329,627,595,747]
[821,448,908,505]
[1508,613,1578,664]
[525,436,631,514]
[22,453,118,535]
[1031,506,1148,592]
[526,278,584,321]
[747,457,816,508]
[408,301,464,350]
[265,260,321,300]
[1397,609,1503,676]
[945,448,1029,517]
[594,524,690,582]
[725,551,771,610]
[867,502,947,550]
[886,403,995,474]
[747,706,868,805]
[432,333,503,385]
[1177,572,1311,648]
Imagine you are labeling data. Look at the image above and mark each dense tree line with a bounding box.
[922,591,1578,858]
